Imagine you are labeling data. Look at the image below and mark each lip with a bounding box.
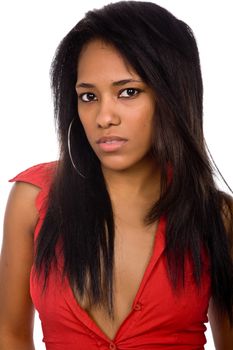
[96,136,128,152]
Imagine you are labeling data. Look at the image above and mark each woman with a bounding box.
[0,1,232,349]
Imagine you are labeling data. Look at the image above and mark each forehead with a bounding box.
[77,39,139,81]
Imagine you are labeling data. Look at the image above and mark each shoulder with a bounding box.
[221,192,233,222]
[5,181,41,234]
[8,161,58,216]
[1,186,38,343]
[9,161,58,190]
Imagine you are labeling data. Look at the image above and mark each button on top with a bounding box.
[134,302,142,311]
[109,342,117,350]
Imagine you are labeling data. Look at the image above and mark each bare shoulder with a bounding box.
[5,181,40,230]
[1,181,41,267]
[0,182,40,346]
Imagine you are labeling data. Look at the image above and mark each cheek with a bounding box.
[78,120,94,146]
[129,119,154,151]
[79,113,92,135]
[139,114,155,146]
[78,106,97,138]
[144,105,155,137]
[133,99,155,126]
[134,108,154,136]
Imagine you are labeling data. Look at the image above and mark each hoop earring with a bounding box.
[68,118,86,178]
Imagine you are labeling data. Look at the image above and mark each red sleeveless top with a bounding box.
[10,162,211,350]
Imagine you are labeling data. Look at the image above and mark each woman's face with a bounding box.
[76,39,156,173]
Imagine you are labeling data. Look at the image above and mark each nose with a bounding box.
[96,97,121,129]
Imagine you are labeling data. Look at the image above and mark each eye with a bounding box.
[119,88,141,98]
[78,92,97,102]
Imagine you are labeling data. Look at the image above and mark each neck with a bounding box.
[102,159,161,228]
[102,160,161,203]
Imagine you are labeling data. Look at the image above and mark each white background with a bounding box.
[0,1,232,349]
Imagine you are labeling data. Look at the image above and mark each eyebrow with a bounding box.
[76,79,143,89]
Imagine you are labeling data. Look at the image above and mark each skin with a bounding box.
[76,39,162,339]
[76,40,157,176]
[76,39,233,344]
[0,182,39,349]
[209,299,233,349]
[0,38,232,347]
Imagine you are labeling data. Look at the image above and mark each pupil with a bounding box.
[128,89,134,95]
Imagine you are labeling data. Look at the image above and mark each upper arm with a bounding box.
[208,298,233,350]
[208,192,233,349]
[0,182,40,341]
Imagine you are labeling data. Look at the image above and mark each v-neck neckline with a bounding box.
[62,215,166,343]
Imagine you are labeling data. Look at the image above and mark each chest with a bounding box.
[80,224,158,340]
[31,216,211,347]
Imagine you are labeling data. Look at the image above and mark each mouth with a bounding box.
[96,136,128,152]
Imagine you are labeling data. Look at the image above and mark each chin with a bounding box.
[100,158,149,174]
[98,153,154,174]
[101,163,131,173]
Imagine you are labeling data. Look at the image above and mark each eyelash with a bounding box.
[78,88,142,103]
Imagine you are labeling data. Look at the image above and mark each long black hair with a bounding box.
[35,1,233,320]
